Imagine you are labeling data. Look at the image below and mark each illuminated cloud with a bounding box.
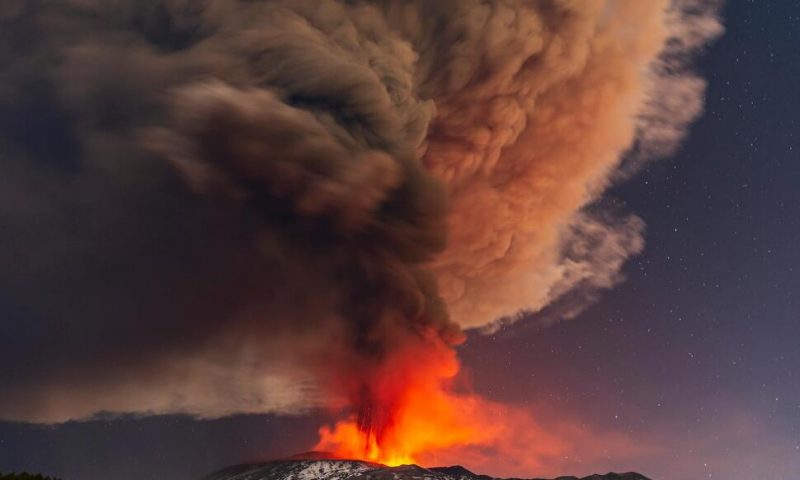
[0,0,721,422]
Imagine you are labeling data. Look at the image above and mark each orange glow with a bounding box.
[310,327,653,477]
[314,330,501,467]
[311,330,655,477]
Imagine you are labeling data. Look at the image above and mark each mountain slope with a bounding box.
[205,459,651,480]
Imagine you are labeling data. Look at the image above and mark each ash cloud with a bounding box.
[0,0,721,422]
[412,0,723,329]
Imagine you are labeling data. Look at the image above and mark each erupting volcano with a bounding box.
[0,0,723,478]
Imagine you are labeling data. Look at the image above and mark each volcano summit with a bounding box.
[206,459,650,480]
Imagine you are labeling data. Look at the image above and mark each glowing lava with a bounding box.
[314,330,497,466]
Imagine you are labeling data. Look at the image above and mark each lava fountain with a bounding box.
[314,329,498,466]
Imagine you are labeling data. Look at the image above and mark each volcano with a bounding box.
[205,458,650,480]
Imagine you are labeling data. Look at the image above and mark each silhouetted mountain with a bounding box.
[0,474,63,480]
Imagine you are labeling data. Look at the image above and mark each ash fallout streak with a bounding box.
[0,0,721,472]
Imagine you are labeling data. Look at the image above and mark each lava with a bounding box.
[314,330,497,466]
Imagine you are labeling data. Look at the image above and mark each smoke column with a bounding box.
[0,0,721,453]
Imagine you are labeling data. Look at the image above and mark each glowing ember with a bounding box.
[314,330,497,466]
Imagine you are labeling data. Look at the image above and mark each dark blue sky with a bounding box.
[1,1,798,480]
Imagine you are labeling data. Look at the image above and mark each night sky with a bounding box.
[1,1,799,480]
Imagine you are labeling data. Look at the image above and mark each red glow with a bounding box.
[312,330,653,477]
[314,330,501,467]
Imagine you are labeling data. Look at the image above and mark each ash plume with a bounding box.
[0,0,721,423]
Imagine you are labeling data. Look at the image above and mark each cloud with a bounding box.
[0,0,721,422]
[420,0,722,329]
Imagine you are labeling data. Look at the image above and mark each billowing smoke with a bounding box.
[0,0,721,423]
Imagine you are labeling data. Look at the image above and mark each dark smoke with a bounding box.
[0,0,721,423]
[0,0,456,423]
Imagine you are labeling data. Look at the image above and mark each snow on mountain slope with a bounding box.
[205,459,651,480]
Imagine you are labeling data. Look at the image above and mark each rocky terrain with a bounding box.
[205,459,651,480]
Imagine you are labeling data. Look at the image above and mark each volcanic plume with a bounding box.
[0,0,721,471]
